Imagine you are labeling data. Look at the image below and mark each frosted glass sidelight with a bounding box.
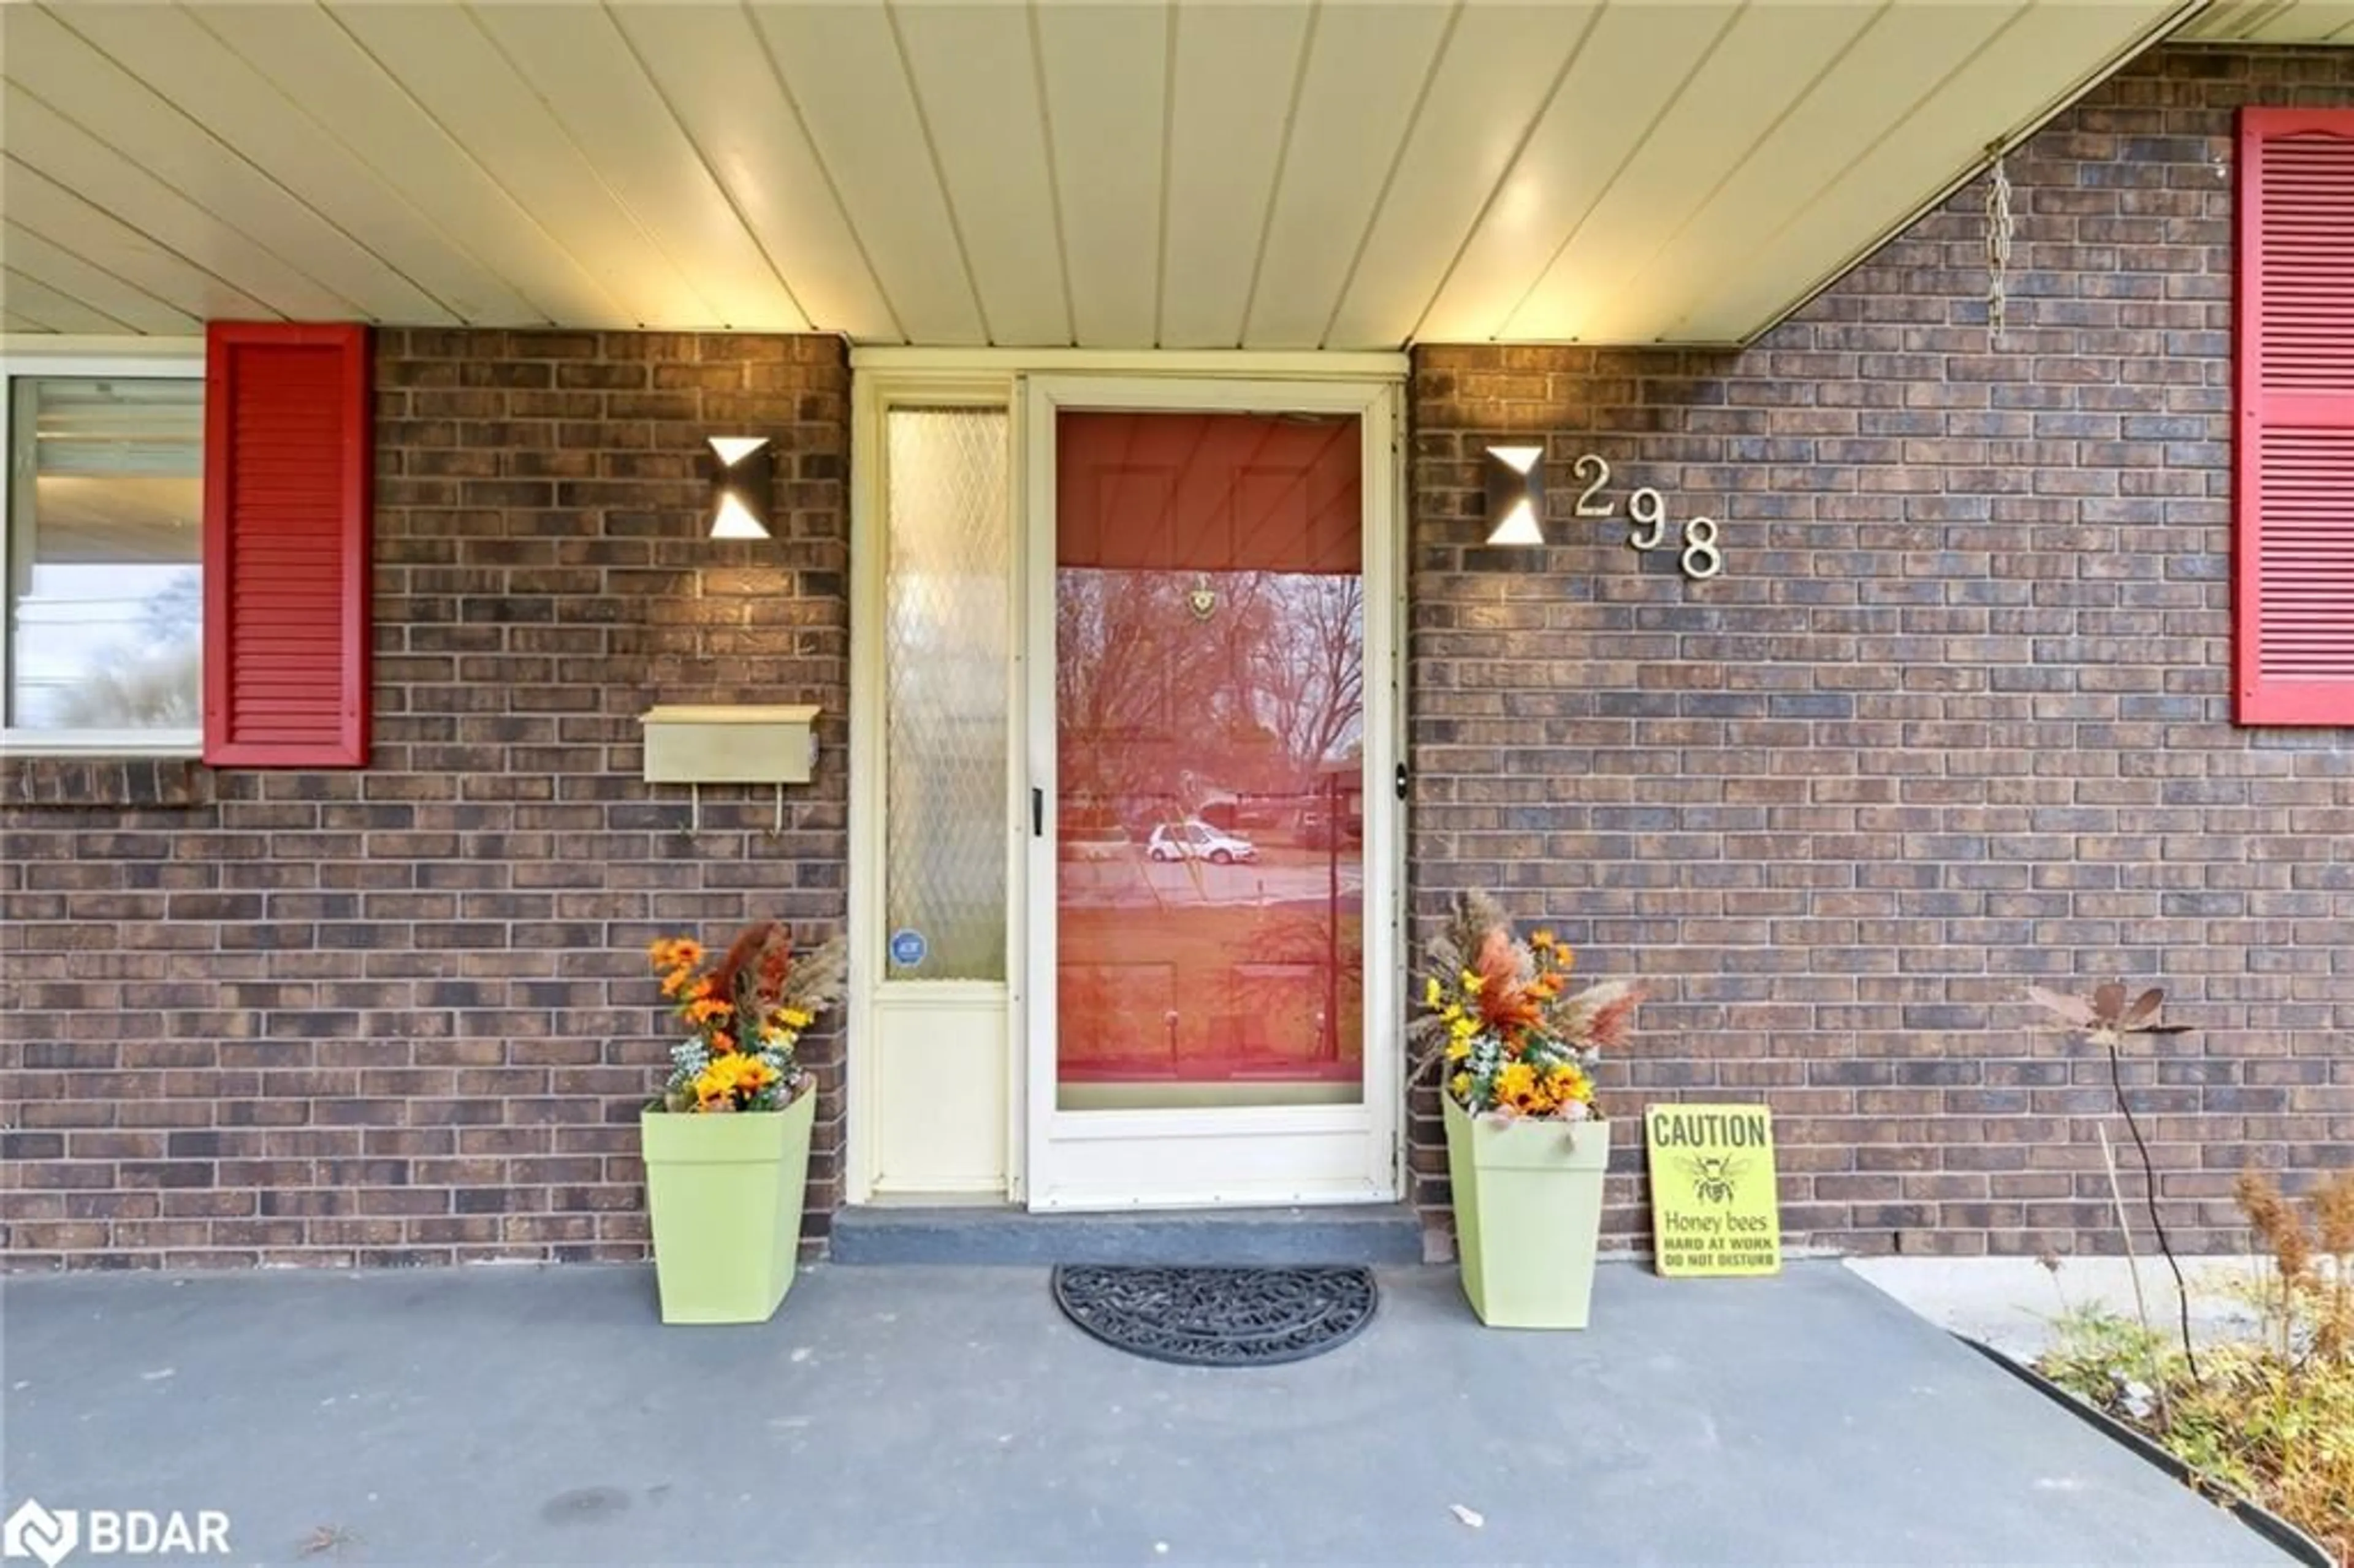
[883,409,1010,981]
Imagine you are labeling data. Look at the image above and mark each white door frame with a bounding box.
[1021,371,1405,1211]
[844,349,1406,1210]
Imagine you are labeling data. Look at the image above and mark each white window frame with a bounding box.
[0,337,206,756]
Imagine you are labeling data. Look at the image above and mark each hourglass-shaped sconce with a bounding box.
[707,435,774,539]
[1483,445,1545,547]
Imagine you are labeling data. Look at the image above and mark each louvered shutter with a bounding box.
[202,323,371,766]
[2237,110,2354,726]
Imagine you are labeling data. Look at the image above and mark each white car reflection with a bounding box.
[1145,819,1259,865]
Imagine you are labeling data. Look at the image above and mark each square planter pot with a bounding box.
[1442,1092,1612,1328]
[640,1086,815,1325]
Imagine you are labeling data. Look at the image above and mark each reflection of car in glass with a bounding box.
[1146,819,1259,865]
[1298,808,1364,849]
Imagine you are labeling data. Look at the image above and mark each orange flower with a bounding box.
[708,1030,734,1054]
[685,997,732,1026]
[660,968,693,998]
[647,936,704,969]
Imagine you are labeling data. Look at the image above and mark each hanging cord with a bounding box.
[1984,142,2015,343]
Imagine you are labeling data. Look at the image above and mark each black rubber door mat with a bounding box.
[1050,1265,1377,1366]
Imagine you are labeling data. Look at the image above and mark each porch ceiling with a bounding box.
[2175,0,2354,40]
[0,1,2235,350]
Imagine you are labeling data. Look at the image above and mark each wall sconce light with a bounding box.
[1483,445,1545,546]
[707,436,774,539]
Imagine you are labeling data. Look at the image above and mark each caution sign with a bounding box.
[1645,1103,1782,1277]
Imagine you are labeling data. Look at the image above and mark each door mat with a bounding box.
[1049,1265,1377,1366]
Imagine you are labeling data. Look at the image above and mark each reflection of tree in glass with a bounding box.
[1057,569,1362,837]
[140,569,201,645]
[54,568,200,728]
[54,647,199,728]
[1246,576,1364,773]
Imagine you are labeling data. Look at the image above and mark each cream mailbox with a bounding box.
[639,704,820,785]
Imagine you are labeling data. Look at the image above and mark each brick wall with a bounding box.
[9,47,2349,1274]
[1409,46,2354,1259]
[2,329,850,1269]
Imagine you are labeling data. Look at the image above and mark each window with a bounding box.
[2236,108,2354,726]
[1,327,371,766]
[2,358,205,752]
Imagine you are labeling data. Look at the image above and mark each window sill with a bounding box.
[1,755,210,810]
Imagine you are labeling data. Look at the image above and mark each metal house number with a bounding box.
[1571,454,1724,581]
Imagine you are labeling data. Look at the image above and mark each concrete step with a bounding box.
[828,1203,1426,1266]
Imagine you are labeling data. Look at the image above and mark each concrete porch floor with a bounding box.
[0,1261,2288,1567]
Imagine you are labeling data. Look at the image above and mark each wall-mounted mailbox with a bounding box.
[639,704,820,785]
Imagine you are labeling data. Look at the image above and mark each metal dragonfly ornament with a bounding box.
[2024,981,2195,1045]
[2024,980,2201,1379]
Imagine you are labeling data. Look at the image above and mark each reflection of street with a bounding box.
[1059,852,1364,909]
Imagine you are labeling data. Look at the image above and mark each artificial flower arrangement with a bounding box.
[646,920,847,1113]
[1409,892,1642,1120]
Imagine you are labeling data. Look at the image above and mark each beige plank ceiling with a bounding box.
[887,1,1071,345]
[21,3,552,325]
[1033,3,1166,348]
[0,0,2251,349]
[2176,1,2354,40]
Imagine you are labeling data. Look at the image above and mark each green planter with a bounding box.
[639,1086,815,1325]
[1442,1092,1612,1328]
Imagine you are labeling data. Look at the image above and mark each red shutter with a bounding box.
[2237,110,2354,726]
[202,323,371,766]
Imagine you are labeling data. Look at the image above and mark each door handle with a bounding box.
[1032,788,1043,838]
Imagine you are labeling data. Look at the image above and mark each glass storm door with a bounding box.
[1023,378,1400,1210]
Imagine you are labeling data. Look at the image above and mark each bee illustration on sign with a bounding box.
[1679,1152,1748,1205]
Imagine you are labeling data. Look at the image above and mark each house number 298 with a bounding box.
[1570,454,1723,581]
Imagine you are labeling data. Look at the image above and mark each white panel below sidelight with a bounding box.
[870,985,1008,1197]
